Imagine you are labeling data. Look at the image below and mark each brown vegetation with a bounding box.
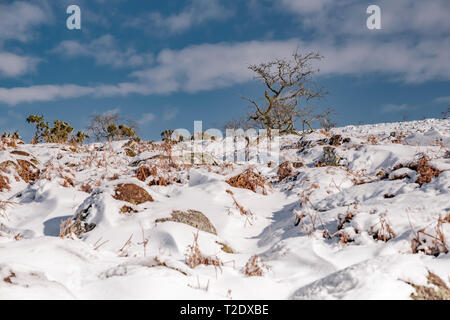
[244,255,266,277]
[411,215,448,256]
[185,233,222,269]
[406,271,450,300]
[394,155,441,186]
[226,168,267,195]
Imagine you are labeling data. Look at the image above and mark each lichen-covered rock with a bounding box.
[113,183,154,204]
[155,209,217,235]
[318,146,341,166]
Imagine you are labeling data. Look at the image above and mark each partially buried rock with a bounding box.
[328,134,342,146]
[318,146,341,167]
[155,209,217,235]
[113,183,154,205]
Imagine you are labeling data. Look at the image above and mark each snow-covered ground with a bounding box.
[0,118,449,300]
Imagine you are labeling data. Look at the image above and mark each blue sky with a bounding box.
[0,0,449,141]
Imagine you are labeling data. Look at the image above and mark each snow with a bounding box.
[0,118,449,299]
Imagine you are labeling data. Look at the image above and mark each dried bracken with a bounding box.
[185,233,222,269]
[244,255,267,277]
[370,216,396,242]
[405,271,450,300]
[277,161,293,181]
[0,174,10,192]
[226,168,267,195]
[136,165,169,186]
[337,205,357,230]
[394,155,441,186]
[411,215,449,256]
[120,205,138,214]
[226,189,253,216]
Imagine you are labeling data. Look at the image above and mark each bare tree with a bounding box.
[242,50,332,134]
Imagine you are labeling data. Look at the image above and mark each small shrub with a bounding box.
[87,112,137,142]
[70,131,90,144]
[26,114,90,144]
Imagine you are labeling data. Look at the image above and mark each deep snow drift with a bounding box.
[0,118,449,299]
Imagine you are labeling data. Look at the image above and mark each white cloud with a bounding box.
[0,84,95,105]
[2,35,450,105]
[274,0,450,37]
[126,0,232,34]
[0,1,50,43]
[163,108,179,121]
[381,104,413,113]
[52,35,153,68]
[434,96,450,104]
[279,0,333,14]
[137,113,156,125]
[0,52,40,78]
[131,40,300,93]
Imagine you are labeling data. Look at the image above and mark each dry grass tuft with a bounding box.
[185,233,223,269]
[80,183,93,193]
[411,214,449,256]
[370,216,396,242]
[337,205,357,230]
[244,255,267,277]
[405,271,450,300]
[59,218,75,238]
[226,168,267,195]
[226,189,253,216]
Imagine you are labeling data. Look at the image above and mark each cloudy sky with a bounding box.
[0,0,449,141]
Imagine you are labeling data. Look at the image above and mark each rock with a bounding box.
[10,150,30,157]
[120,205,138,214]
[329,134,342,146]
[62,204,97,237]
[318,147,341,166]
[113,183,154,204]
[155,209,217,235]
[124,140,138,149]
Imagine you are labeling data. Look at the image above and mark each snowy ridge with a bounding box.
[0,118,449,299]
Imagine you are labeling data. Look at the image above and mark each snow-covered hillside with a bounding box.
[0,118,449,300]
